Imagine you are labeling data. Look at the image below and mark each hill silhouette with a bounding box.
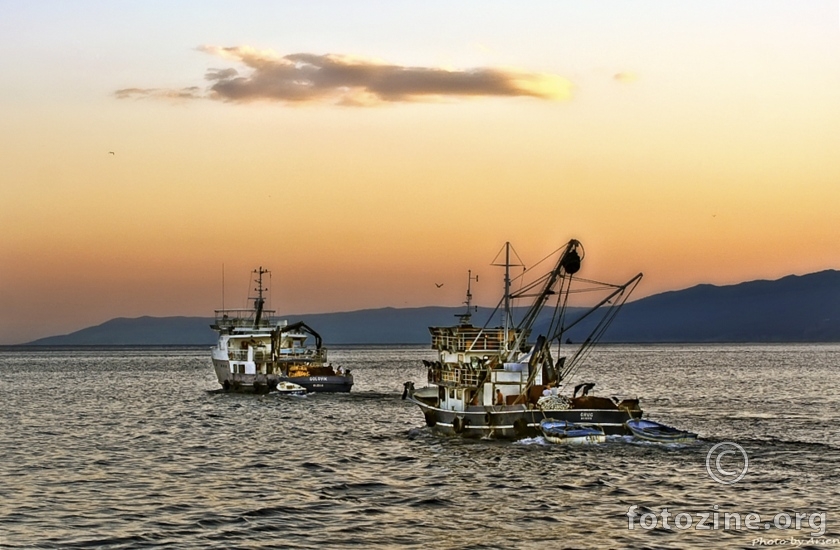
[604,270,840,342]
[24,270,840,345]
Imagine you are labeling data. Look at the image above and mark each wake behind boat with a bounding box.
[402,239,643,440]
[211,267,353,393]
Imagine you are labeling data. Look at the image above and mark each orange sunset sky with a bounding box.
[1,1,839,344]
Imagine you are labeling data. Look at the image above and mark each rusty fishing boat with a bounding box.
[402,239,643,439]
[211,267,353,393]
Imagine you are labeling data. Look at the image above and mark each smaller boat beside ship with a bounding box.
[211,267,353,394]
[539,419,606,445]
[625,419,698,444]
[274,381,308,396]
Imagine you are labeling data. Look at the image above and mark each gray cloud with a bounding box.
[116,46,572,106]
[114,86,202,101]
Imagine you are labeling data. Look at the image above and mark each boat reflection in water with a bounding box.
[403,239,643,440]
[211,267,353,394]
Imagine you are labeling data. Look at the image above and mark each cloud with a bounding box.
[116,46,573,106]
[114,86,203,100]
[613,72,638,84]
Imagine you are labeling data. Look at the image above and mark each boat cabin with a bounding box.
[427,323,547,413]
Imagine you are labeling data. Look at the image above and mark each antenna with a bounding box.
[456,270,479,325]
[464,270,478,310]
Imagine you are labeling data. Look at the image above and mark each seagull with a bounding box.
[573,382,596,398]
[435,283,444,288]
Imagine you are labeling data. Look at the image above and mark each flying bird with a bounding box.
[108,151,115,155]
[435,283,444,288]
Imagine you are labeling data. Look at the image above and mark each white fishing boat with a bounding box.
[402,239,643,440]
[274,381,307,396]
[211,267,353,393]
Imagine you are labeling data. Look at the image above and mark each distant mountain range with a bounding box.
[24,270,840,345]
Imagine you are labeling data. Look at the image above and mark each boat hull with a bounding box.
[543,433,606,445]
[407,397,641,440]
[625,419,697,444]
[540,420,606,444]
[288,375,353,393]
[212,361,353,393]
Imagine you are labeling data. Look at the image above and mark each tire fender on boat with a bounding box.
[513,418,529,438]
[424,411,437,427]
[453,416,468,434]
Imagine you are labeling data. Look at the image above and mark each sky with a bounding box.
[1,1,839,344]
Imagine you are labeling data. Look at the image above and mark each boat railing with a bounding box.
[432,334,502,352]
[227,349,272,362]
[226,348,328,363]
[214,308,281,328]
[275,348,328,363]
[430,329,526,353]
[437,366,487,387]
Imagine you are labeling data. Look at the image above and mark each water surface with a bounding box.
[2,344,838,549]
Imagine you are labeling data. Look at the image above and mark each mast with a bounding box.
[492,242,522,356]
[504,243,511,350]
[252,266,269,327]
[505,244,512,332]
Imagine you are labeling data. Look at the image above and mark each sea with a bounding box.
[1,344,838,550]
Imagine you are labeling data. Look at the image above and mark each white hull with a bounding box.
[543,433,607,445]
